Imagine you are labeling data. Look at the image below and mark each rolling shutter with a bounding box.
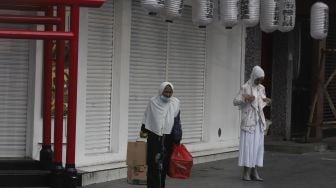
[128,0,167,140]
[85,0,114,155]
[168,6,206,143]
[0,24,29,157]
[128,2,206,143]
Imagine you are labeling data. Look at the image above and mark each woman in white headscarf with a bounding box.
[233,65,271,181]
[141,81,182,188]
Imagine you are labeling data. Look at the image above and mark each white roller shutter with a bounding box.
[85,0,114,155]
[128,0,167,140]
[168,6,206,143]
[128,2,206,143]
[0,24,29,157]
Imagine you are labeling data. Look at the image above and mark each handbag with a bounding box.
[168,144,193,179]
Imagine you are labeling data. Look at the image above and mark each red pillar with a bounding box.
[64,5,80,187]
[53,5,66,166]
[0,0,105,7]
[0,15,61,24]
[66,4,80,168]
[51,5,66,188]
[40,6,53,169]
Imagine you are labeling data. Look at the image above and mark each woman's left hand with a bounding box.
[263,98,272,106]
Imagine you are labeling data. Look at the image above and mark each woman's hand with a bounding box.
[263,98,272,106]
[243,94,255,103]
[140,124,148,138]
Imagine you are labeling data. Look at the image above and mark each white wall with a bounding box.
[75,0,245,170]
[187,21,245,157]
[75,0,131,168]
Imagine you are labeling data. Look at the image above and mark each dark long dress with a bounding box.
[142,112,182,188]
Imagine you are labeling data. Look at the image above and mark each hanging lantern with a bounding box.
[220,0,239,29]
[192,0,215,28]
[260,0,280,33]
[240,0,260,27]
[278,0,296,32]
[161,0,184,22]
[140,0,165,15]
[310,2,329,40]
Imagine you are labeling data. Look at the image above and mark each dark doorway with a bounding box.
[261,33,272,120]
[291,18,314,138]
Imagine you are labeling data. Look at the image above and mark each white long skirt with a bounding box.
[238,121,264,168]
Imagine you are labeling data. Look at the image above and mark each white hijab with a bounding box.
[142,82,180,136]
[248,66,266,110]
[249,65,265,85]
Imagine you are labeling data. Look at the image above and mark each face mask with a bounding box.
[160,95,171,103]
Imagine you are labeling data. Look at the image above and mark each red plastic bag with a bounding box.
[168,144,193,179]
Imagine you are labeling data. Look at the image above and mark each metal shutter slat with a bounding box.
[0,20,29,157]
[0,24,29,157]
[168,6,205,144]
[85,0,114,155]
[128,0,167,140]
[128,2,206,143]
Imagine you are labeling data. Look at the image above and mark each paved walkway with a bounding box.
[84,151,336,188]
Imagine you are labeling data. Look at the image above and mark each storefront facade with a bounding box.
[0,0,245,185]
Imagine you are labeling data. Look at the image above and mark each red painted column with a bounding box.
[64,5,80,187]
[66,4,80,168]
[0,5,45,11]
[40,6,53,169]
[51,6,67,188]
[0,15,61,24]
[0,30,73,39]
[53,5,66,166]
[0,0,105,7]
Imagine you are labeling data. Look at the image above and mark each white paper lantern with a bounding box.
[310,2,329,40]
[140,0,165,15]
[192,0,215,28]
[260,0,280,33]
[240,0,260,27]
[161,0,184,22]
[278,0,296,32]
[220,0,239,28]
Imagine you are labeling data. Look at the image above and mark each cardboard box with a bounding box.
[127,141,147,166]
[127,165,147,185]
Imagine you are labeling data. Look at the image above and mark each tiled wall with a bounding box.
[270,31,292,138]
[244,26,262,81]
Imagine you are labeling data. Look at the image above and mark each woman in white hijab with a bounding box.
[233,66,271,181]
[141,81,182,188]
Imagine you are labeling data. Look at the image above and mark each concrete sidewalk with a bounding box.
[83,151,336,188]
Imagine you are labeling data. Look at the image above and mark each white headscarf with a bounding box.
[249,65,265,86]
[248,65,265,110]
[142,82,180,136]
[158,81,174,95]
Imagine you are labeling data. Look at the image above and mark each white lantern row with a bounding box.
[192,0,215,28]
[260,0,280,33]
[140,0,165,15]
[310,2,329,40]
[278,0,296,32]
[220,0,239,28]
[140,0,301,36]
[161,0,184,22]
[240,0,260,28]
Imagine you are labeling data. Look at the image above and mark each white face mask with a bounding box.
[160,95,171,103]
